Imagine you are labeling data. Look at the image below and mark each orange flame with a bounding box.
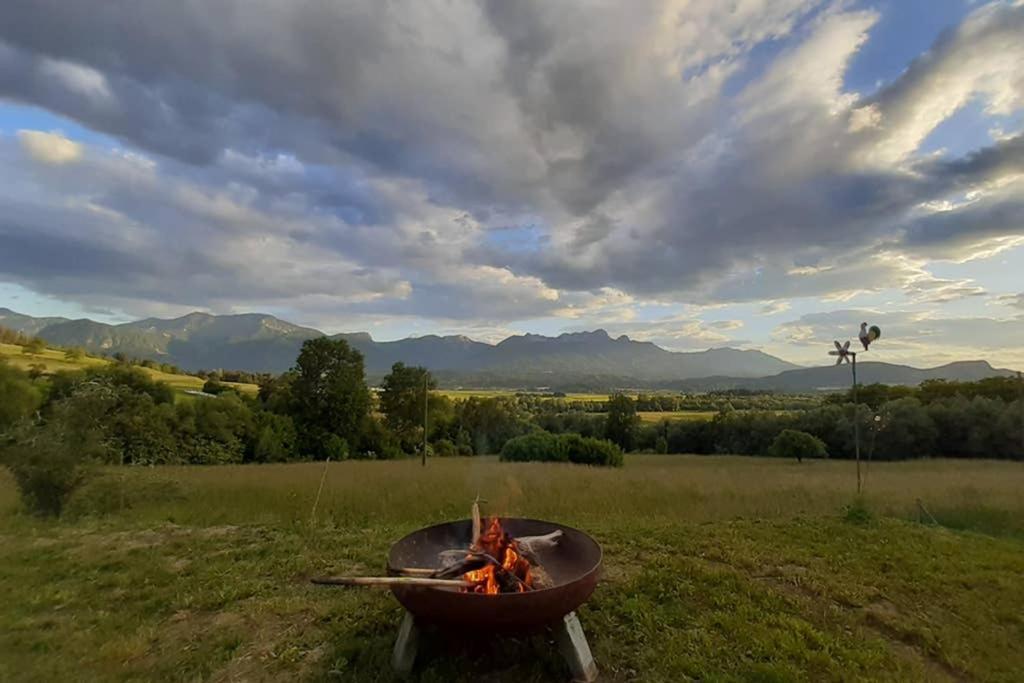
[461,517,534,595]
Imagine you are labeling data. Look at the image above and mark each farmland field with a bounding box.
[2,455,1022,682]
[637,410,716,422]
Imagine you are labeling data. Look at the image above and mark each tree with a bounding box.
[605,393,639,451]
[22,338,45,355]
[768,429,827,463]
[0,361,41,433]
[290,337,370,457]
[64,347,85,361]
[380,363,436,450]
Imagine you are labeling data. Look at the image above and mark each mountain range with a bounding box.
[1,307,1017,391]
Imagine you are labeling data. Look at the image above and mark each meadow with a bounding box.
[2,455,1022,682]
[0,343,258,397]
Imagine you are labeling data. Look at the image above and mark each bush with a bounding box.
[500,431,622,466]
[655,436,668,454]
[323,434,349,461]
[202,378,232,395]
[561,433,624,467]
[1,384,117,516]
[432,438,456,457]
[768,429,827,463]
[500,431,566,463]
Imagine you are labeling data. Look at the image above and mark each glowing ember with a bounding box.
[462,518,534,595]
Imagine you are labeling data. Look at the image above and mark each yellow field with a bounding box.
[638,410,716,422]
[0,342,257,396]
[436,389,624,401]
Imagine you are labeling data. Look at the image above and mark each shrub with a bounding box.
[655,436,668,454]
[432,438,456,457]
[1,384,117,516]
[499,431,567,463]
[500,431,623,466]
[560,433,624,467]
[768,429,827,463]
[0,361,41,432]
[323,434,349,461]
[202,378,232,395]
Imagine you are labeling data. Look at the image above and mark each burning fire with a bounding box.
[462,517,534,595]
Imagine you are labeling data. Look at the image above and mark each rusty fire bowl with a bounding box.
[387,517,602,632]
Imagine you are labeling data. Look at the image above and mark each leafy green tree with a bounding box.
[290,337,370,456]
[768,429,827,463]
[874,397,937,459]
[251,412,297,462]
[380,363,435,450]
[258,371,295,414]
[22,337,45,354]
[64,347,85,361]
[605,393,639,451]
[455,397,532,454]
[2,383,117,515]
[0,361,41,433]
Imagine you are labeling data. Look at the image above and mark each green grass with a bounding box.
[2,456,1023,681]
[0,342,258,397]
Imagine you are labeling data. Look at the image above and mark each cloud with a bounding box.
[0,0,1022,341]
[773,308,1024,367]
[17,129,82,164]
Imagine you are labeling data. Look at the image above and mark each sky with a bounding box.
[1,0,1023,368]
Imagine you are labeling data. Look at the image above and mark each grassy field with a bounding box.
[0,342,258,396]
[2,455,1023,682]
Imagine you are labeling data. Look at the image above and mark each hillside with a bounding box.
[671,360,1018,392]
[0,341,257,396]
[1,308,798,380]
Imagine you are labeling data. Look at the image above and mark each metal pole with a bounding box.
[422,373,428,467]
[852,352,861,495]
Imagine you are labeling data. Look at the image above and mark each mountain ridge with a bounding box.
[1,307,1017,390]
[1,307,797,379]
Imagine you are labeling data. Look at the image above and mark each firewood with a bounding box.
[530,564,554,590]
[394,567,438,577]
[432,556,488,579]
[311,576,472,588]
[438,548,470,567]
[513,530,562,563]
[471,496,482,549]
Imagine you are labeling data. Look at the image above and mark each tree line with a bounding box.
[2,333,1022,516]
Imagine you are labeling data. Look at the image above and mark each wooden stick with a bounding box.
[394,567,438,577]
[309,457,330,526]
[471,496,482,549]
[311,576,472,588]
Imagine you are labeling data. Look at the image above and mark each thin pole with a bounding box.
[852,352,861,495]
[422,373,428,467]
[1018,371,1023,459]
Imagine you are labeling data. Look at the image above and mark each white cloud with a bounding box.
[17,130,83,165]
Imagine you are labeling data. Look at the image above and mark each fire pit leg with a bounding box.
[391,611,419,677]
[554,611,598,683]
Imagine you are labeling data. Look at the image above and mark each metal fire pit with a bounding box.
[386,517,602,681]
